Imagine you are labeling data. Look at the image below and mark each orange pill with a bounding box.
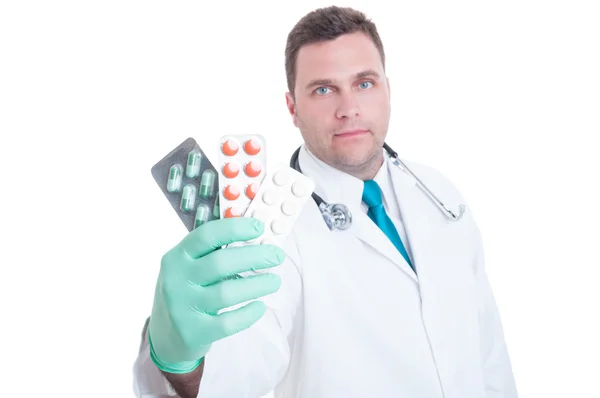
[221,139,239,156]
[222,162,240,178]
[244,161,262,177]
[243,138,262,155]
[224,207,242,218]
[223,185,240,201]
[245,182,260,199]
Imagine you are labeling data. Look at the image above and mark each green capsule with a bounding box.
[213,196,220,218]
[186,150,202,178]
[194,204,210,229]
[167,164,183,192]
[199,169,216,199]
[180,184,197,213]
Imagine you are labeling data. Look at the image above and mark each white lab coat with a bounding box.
[133,145,518,398]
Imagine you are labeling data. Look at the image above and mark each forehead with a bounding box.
[295,32,383,83]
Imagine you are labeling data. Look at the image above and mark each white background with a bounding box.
[1,1,599,397]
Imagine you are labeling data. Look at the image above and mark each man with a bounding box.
[133,6,518,398]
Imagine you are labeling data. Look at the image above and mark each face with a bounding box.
[285,31,391,179]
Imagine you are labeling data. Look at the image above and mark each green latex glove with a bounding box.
[147,217,285,373]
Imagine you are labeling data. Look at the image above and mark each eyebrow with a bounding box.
[304,69,381,90]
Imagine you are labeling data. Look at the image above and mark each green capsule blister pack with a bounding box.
[151,137,220,231]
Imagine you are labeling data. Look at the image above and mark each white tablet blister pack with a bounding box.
[229,163,315,249]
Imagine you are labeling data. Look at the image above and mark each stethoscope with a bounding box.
[289,143,466,231]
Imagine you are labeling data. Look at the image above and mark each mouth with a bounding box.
[334,129,369,138]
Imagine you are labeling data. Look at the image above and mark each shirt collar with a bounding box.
[297,144,390,213]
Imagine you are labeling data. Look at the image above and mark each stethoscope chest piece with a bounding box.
[319,202,352,231]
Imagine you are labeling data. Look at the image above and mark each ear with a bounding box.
[285,92,298,127]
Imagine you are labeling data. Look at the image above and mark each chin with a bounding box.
[331,146,378,168]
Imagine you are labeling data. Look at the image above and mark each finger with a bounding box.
[179,217,265,258]
[197,273,282,315]
[193,244,285,286]
[202,300,268,343]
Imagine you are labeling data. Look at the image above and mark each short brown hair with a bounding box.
[284,6,386,96]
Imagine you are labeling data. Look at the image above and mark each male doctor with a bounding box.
[133,5,518,398]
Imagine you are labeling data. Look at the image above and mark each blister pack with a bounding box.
[229,163,315,249]
[151,137,220,231]
[217,134,268,218]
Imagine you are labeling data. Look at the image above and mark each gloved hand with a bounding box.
[147,217,285,373]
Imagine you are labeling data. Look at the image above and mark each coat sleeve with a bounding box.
[473,227,519,398]
[132,235,304,398]
[132,316,180,397]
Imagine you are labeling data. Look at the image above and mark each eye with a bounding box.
[315,87,331,95]
[358,81,373,89]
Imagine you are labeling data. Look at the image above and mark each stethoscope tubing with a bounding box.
[290,143,465,229]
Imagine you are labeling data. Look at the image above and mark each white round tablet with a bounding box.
[291,180,309,197]
[262,189,281,205]
[270,219,287,235]
[281,200,298,216]
[272,170,290,186]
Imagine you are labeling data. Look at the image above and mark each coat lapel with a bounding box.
[350,162,426,283]
[352,208,418,281]
[350,158,447,283]
[389,163,440,278]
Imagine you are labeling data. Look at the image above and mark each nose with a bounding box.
[335,92,360,119]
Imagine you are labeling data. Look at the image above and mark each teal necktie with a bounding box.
[362,180,414,271]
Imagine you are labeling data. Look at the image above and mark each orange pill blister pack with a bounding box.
[217,134,268,219]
